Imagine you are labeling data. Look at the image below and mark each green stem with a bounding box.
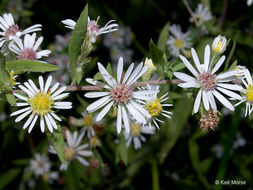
[224,41,236,71]
[151,159,160,190]
[214,109,240,190]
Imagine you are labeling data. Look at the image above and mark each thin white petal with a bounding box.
[211,56,225,74]
[204,45,210,71]
[212,90,234,111]
[202,90,210,111]
[28,115,38,133]
[117,57,123,83]
[194,89,202,113]
[96,101,114,121]
[122,106,130,133]
[179,55,199,77]
[117,105,122,134]
[44,76,52,93]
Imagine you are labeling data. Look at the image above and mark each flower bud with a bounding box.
[212,35,227,54]
[142,58,156,81]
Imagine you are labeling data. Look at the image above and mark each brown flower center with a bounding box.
[110,84,133,104]
[198,72,216,91]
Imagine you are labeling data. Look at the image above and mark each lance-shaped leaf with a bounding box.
[6,60,59,74]
[46,126,66,163]
[68,4,88,84]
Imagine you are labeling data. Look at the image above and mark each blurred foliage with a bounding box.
[0,0,253,190]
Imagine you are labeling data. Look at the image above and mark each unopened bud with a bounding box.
[212,35,227,54]
[142,58,156,81]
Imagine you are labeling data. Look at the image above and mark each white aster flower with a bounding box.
[51,130,93,170]
[212,35,227,54]
[30,153,51,176]
[190,3,212,27]
[139,85,173,129]
[248,0,253,6]
[173,45,243,113]
[8,33,51,60]
[234,69,253,117]
[61,16,118,43]
[81,112,96,139]
[167,24,192,57]
[124,122,155,149]
[29,153,58,183]
[84,57,158,134]
[0,13,41,47]
[10,75,72,133]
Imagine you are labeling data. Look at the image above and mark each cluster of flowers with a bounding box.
[3,3,253,182]
[103,26,134,64]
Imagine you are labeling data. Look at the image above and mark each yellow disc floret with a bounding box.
[29,92,54,116]
[146,98,162,117]
[83,114,93,127]
[174,39,183,48]
[64,147,76,161]
[130,123,142,136]
[9,71,16,86]
[246,85,253,102]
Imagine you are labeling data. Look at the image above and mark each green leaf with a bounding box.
[6,94,16,106]
[116,133,128,165]
[0,52,5,66]
[158,95,193,164]
[149,39,167,77]
[224,40,236,71]
[227,60,237,71]
[68,4,88,84]
[157,22,170,51]
[46,126,66,163]
[0,67,9,86]
[93,149,104,167]
[0,168,21,190]
[6,60,59,74]
[172,62,186,72]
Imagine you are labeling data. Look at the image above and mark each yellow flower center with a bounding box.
[146,98,162,117]
[215,41,223,53]
[9,71,16,85]
[130,123,142,136]
[246,85,253,102]
[83,114,93,127]
[29,92,54,116]
[64,147,76,161]
[90,136,100,147]
[174,39,183,48]
[144,58,155,69]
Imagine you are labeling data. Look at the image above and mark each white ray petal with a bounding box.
[204,45,210,71]
[211,55,225,74]
[179,55,199,77]
[191,48,201,72]
[84,92,110,98]
[122,106,130,133]
[122,63,134,84]
[117,57,123,83]
[15,109,32,122]
[44,114,53,133]
[216,87,242,100]
[117,105,122,134]
[96,101,114,121]
[28,115,38,133]
[39,76,44,92]
[212,90,234,111]
[23,114,35,129]
[44,76,52,93]
[10,107,31,116]
[40,116,45,133]
[194,89,202,113]
[202,90,210,111]
[86,95,111,112]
